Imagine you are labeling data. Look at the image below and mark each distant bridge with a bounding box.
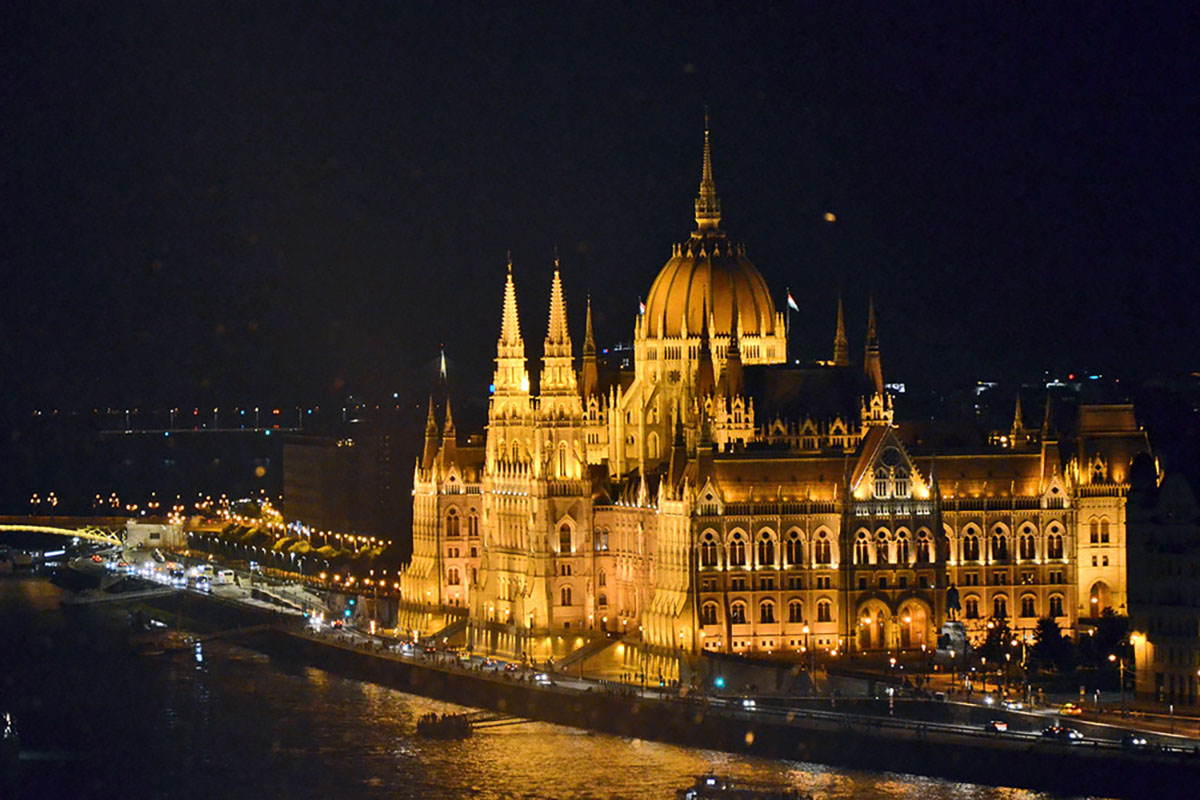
[0,516,126,546]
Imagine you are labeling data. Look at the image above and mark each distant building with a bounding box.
[398,125,1154,681]
[283,422,408,560]
[1128,469,1200,705]
[126,519,184,549]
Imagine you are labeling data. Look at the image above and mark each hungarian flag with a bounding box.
[638,298,646,315]
[787,291,800,312]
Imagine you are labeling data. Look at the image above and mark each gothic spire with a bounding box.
[696,299,716,397]
[583,295,596,357]
[422,394,439,470]
[723,297,743,398]
[694,110,722,229]
[499,252,523,348]
[1012,393,1025,432]
[581,295,598,399]
[864,295,883,395]
[545,252,570,348]
[833,293,850,367]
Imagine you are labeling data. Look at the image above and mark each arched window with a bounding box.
[597,570,606,587]
[511,441,520,461]
[1089,518,1099,544]
[992,528,1009,561]
[729,533,747,567]
[757,532,775,568]
[876,532,890,565]
[729,601,747,624]
[854,533,870,565]
[445,508,460,537]
[963,530,980,561]
[701,602,719,626]
[760,600,776,624]
[785,531,804,566]
[559,524,572,553]
[700,532,719,567]
[1020,595,1036,618]
[896,532,910,565]
[817,599,832,622]
[894,468,910,498]
[916,530,932,564]
[467,512,479,537]
[560,586,572,606]
[788,599,803,623]
[597,593,608,608]
[1049,594,1064,618]
[814,532,832,565]
[993,595,1008,619]
[1047,528,1064,559]
[593,528,609,551]
[874,467,889,499]
[1019,529,1035,560]
[1100,518,1110,544]
[965,596,980,619]
[447,567,460,585]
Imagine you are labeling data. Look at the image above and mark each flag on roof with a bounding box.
[787,291,800,312]
[638,298,646,315]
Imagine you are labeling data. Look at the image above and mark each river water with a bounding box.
[0,576,1086,799]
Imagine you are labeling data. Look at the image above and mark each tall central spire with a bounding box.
[499,252,523,348]
[694,110,722,229]
[545,252,570,349]
[833,293,850,367]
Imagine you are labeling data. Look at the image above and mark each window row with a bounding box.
[702,598,833,626]
[961,593,1065,620]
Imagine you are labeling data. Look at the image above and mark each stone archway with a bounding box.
[898,598,932,650]
[856,600,891,651]
[1089,581,1111,618]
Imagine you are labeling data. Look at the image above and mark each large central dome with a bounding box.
[644,231,778,338]
[643,122,778,339]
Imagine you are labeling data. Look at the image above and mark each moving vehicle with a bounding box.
[1121,733,1150,750]
[984,719,1008,733]
[216,569,235,585]
[1041,724,1083,743]
[1059,702,1083,716]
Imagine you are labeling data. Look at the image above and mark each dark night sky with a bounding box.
[3,2,1198,423]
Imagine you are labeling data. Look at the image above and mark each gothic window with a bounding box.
[729,532,747,567]
[992,528,1009,561]
[445,508,460,537]
[916,531,932,564]
[1049,594,1064,618]
[814,532,832,565]
[993,595,1008,619]
[558,442,567,475]
[511,442,519,461]
[447,567,460,585]
[760,600,776,624]
[560,586,572,606]
[730,601,747,625]
[598,593,608,608]
[963,530,980,561]
[1019,529,1035,560]
[559,524,572,554]
[1089,518,1099,544]
[896,532,910,565]
[1021,595,1036,618]
[593,528,609,551]
[598,570,606,587]
[817,599,832,623]
[757,532,775,568]
[965,597,980,619]
[700,532,719,567]
[467,512,479,537]
[701,602,719,626]
[785,531,804,566]
[894,468,910,498]
[876,533,890,565]
[788,600,803,623]
[1100,518,1110,544]
[874,468,889,499]
[1047,528,1064,559]
[854,533,871,565]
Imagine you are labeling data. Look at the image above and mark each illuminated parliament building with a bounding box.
[398,127,1151,681]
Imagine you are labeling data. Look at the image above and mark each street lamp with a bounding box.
[1109,653,1126,716]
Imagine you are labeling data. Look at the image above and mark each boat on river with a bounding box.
[676,773,811,800]
[416,712,473,739]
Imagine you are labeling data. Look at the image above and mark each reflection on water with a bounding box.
[0,576,1085,799]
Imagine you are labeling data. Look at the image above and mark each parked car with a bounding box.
[1041,725,1083,743]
